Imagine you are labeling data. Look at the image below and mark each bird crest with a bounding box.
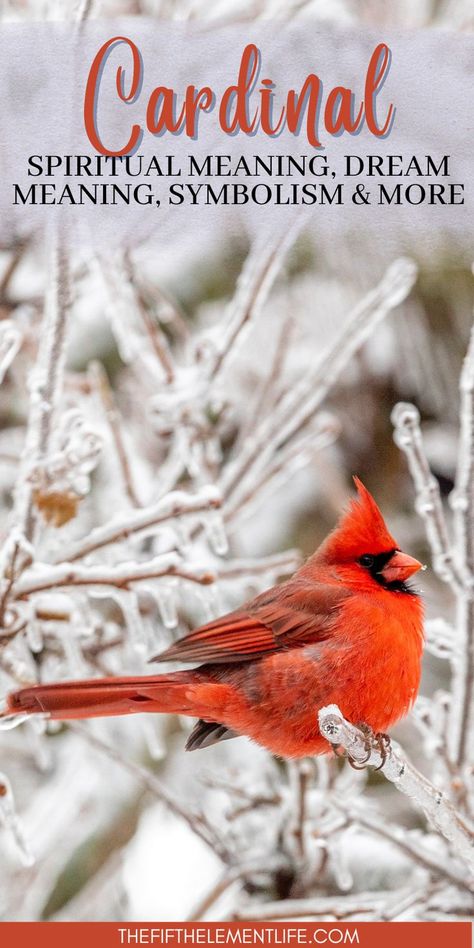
[317,477,398,563]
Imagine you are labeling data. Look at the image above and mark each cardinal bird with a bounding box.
[4,479,424,758]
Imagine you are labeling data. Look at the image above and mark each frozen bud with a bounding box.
[448,489,469,513]
[415,493,435,517]
[194,338,217,365]
[391,402,420,430]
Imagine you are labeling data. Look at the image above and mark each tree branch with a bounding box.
[318,705,474,874]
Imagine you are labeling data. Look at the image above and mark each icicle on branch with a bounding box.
[318,705,474,873]
[333,801,471,894]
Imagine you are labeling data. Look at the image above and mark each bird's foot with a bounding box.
[331,724,391,770]
[373,731,391,770]
[354,723,391,770]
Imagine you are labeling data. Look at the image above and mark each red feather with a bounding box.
[154,582,345,664]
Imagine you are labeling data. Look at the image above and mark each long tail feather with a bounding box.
[4,672,195,721]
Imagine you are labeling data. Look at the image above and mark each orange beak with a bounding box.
[381,551,423,583]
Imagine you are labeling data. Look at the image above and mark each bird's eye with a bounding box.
[359,555,375,568]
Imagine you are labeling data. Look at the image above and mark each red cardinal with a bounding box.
[4,479,424,758]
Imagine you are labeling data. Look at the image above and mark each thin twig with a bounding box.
[210,228,299,381]
[89,361,142,508]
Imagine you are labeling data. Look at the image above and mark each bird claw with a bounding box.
[373,731,391,770]
[356,723,391,769]
[335,724,391,770]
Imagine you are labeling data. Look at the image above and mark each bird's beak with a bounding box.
[381,551,423,583]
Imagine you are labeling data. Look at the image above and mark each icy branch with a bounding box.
[318,705,474,872]
[448,326,474,769]
[393,333,474,774]
[392,402,462,591]
[0,321,22,385]
[56,487,222,562]
[233,886,432,921]
[12,237,71,541]
[97,252,175,385]
[14,553,216,598]
[209,228,299,381]
[89,361,142,507]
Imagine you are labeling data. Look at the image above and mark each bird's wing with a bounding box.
[152,581,346,665]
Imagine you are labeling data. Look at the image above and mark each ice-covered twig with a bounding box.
[391,402,462,592]
[97,253,175,385]
[334,799,471,893]
[56,487,222,562]
[14,554,216,598]
[448,326,474,768]
[318,705,474,872]
[226,413,340,523]
[214,550,302,581]
[235,314,295,452]
[75,0,95,23]
[209,228,299,381]
[233,887,428,921]
[89,361,142,507]
[0,321,22,385]
[12,237,71,541]
[14,549,300,600]
[122,254,176,384]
